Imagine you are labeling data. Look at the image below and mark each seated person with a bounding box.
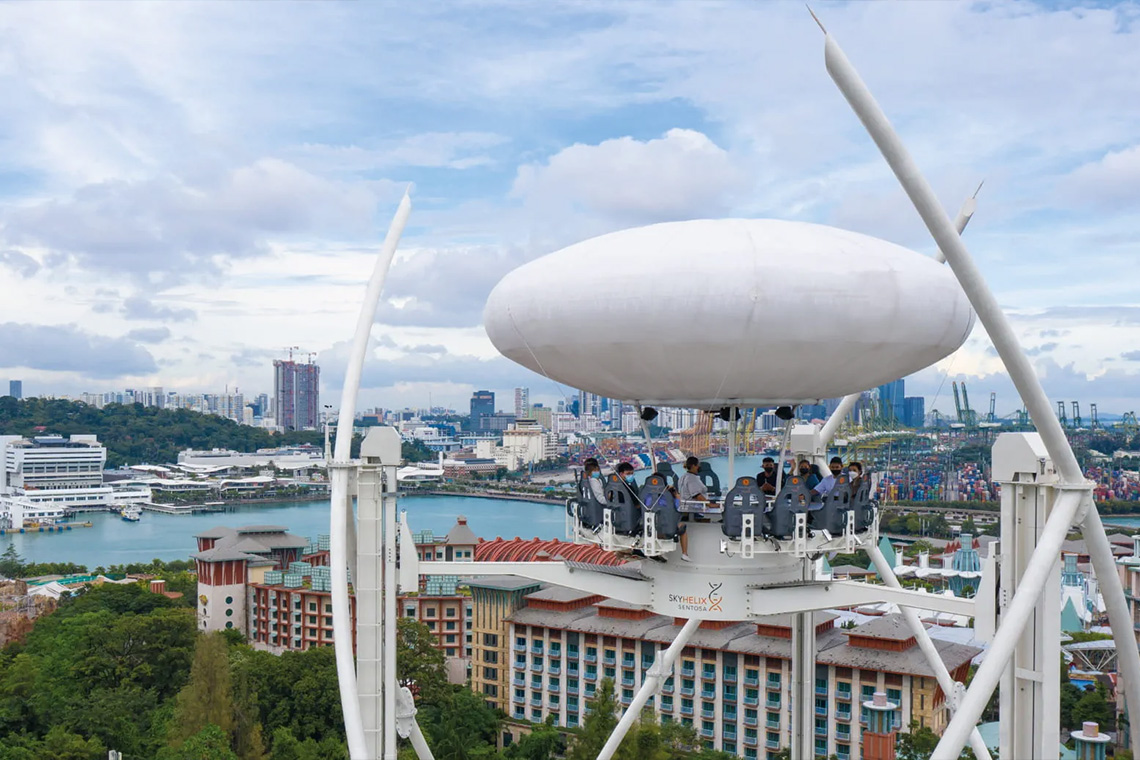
[583,457,606,502]
[679,456,717,513]
[756,457,779,495]
[796,459,821,490]
[847,460,865,493]
[814,457,845,497]
[616,461,638,494]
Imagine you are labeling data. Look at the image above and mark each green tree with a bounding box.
[158,724,240,760]
[170,634,236,746]
[504,717,565,760]
[0,544,22,578]
[1071,681,1112,729]
[397,617,448,706]
[896,722,940,760]
[567,679,619,760]
[419,686,500,759]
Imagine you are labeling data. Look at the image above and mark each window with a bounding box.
[483,667,498,680]
[308,601,316,611]
[225,609,233,617]
[225,622,233,629]
[484,633,499,647]
[405,607,416,617]
[425,607,436,617]
[484,650,499,664]
[445,621,456,631]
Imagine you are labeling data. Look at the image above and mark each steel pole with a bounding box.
[596,617,702,760]
[819,393,858,447]
[330,190,412,759]
[383,464,399,759]
[818,25,1140,758]
[867,545,992,760]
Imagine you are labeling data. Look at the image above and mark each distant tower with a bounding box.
[7,380,21,399]
[469,390,494,430]
[1072,721,1110,760]
[514,387,530,418]
[274,359,321,430]
[861,691,899,760]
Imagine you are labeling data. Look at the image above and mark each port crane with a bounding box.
[1057,400,1068,428]
[1090,403,1099,430]
[1072,401,1083,429]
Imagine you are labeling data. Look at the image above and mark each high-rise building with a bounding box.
[274,360,321,430]
[903,396,925,428]
[470,390,495,430]
[7,380,22,399]
[514,387,530,419]
[877,380,906,423]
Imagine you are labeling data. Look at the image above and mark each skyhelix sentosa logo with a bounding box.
[668,582,725,613]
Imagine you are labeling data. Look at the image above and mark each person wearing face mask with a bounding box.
[616,461,638,493]
[813,456,845,496]
[583,457,606,502]
[796,459,821,490]
[756,457,779,495]
[847,461,865,493]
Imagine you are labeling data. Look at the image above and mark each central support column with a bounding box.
[994,433,1061,760]
[790,560,816,758]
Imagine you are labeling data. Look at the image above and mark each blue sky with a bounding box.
[1,1,1139,417]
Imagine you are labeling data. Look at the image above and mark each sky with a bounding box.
[1,1,1139,420]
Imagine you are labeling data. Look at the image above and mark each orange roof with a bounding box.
[475,537,625,566]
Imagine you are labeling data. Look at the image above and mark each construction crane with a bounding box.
[306,352,318,364]
[284,345,300,361]
[952,382,965,425]
[960,382,977,426]
[1090,403,1100,430]
[1057,401,1068,428]
[1072,401,1083,429]
[987,392,996,424]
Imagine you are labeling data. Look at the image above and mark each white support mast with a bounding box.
[814,16,1140,760]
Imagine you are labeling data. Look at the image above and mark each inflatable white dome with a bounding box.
[484,219,974,407]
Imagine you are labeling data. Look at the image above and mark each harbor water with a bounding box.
[0,454,779,569]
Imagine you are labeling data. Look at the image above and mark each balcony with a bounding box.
[584,652,597,663]
[621,693,632,705]
[723,670,738,683]
[681,665,695,677]
[681,686,695,697]
[765,699,781,710]
[724,710,738,721]
[836,690,852,702]
[603,654,617,666]
[724,728,738,741]
[836,711,851,722]
[567,664,580,676]
[744,714,759,727]
[744,674,759,687]
[815,684,828,695]
[701,709,715,719]
[530,662,544,673]
[531,643,543,654]
[815,724,827,736]
[550,647,562,658]
[660,680,674,694]
[567,685,579,695]
[530,697,542,707]
[700,726,715,739]
[765,738,780,750]
[567,649,579,659]
[548,700,561,710]
[766,680,782,692]
[622,676,636,688]
[514,708,525,719]
[815,705,828,716]
[743,695,759,707]
[513,676,526,687]
[701,670,717,681]
[622,657,636,668]
[766,717,780,730]
[681,704,694,716]
[512,693,525,704]
[744,734,759,747]
[837,729,851,742]
[701,689,715,700]
[549,663,561,675]
[584,670,597,682]
[514,642,527,652]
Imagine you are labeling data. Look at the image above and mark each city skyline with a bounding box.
[1,3,1139,414]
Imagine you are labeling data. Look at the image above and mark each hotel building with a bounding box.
[474,582,980,759]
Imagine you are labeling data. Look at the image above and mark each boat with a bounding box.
[120,505,142,522]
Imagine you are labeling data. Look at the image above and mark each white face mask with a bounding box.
[848,470,859,478]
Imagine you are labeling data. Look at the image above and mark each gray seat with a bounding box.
[641,474,681,539]
[575,472,605,530]
[812,474,851,535]
[696,461,722,499]
[722,476,766,540]
[768,474,813,539]
[851,477,875,532]
[604,474,641,536]
[654,462,678,489]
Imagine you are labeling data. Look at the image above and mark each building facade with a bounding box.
[492,588,979,759]
[469,576,544,711]
[274,360,321,431]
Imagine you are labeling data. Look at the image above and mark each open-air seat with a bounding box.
[768,475,813,539]
[812,474,851,536]
[722,476,767,540]
[603,474,641,536]
[641,474,682,540]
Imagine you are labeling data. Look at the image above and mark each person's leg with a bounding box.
[679,524,690,560]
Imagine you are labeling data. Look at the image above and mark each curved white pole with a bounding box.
[331,190,413,759]
[816,22,1140,760]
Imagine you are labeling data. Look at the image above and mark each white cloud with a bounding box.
[512,129,746,230]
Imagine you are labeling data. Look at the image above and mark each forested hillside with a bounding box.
[0,398,323,468]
